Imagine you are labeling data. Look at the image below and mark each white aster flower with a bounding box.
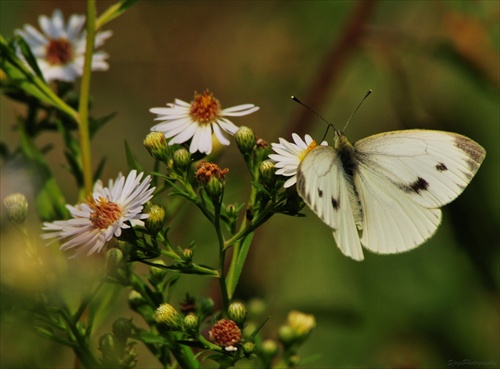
[42,170,155,257]
[269,133,327,188]
[15,9,112,82]
[150,90,259,155]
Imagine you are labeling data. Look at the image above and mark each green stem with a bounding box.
[214,200,230,313]
[78,0,97,195]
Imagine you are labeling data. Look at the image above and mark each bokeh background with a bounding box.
[1,1,499,368]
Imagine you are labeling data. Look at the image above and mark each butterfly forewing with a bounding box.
[354,130,486,208]
[297,146,364,260]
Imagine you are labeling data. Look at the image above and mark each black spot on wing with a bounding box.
[331,197,340,210]
[435,162,447,172]
[318,189,323,198]
[409,177,429,194]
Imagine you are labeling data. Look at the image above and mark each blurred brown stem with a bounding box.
[288,0,379,136]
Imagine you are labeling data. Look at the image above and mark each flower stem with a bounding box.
[78,0,97,195]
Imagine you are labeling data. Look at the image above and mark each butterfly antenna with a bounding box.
[342,89,372,132]
[291,96,336,141]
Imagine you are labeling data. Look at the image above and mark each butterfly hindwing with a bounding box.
[354,130,486,208]
[297,146,364,260]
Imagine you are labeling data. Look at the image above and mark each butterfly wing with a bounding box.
[353,130,485,254]
[297,146,364,260]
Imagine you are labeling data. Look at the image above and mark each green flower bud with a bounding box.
[242,342,255,356]
[149,259,168,280]
[261,339,279,358]
[199,297,215,317]
[145,205,165,234]
[247,298,266,318]
[98,333,116,357]
[144,132,169,161]
[112,318,133,344]
[278,325,295,346]
[225,203,237,218]
[286,310,316,338]
[183,314,199,335]
[3,193,28,225]
[173,148,191,172]
[228,302,247,327]
[234,126,255,154]
[106,248,124,277]
[258,160,276,186]
[181,248,193,263]
[279,310,316,346]
[128,291,155,322]
[206,175,224,201]
[153,303,182,330]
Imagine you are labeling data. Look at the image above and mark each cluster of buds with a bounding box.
[144,132,192,174]
[278,310,316,347]
[98,318,137,369]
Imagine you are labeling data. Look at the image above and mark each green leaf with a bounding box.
[19,125,69,220]
[226,233,254,299]
[135,330,171,345]
[96,0,138,29]
[15,35,45,81]
[89,112,116,138]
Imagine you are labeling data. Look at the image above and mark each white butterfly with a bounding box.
[296,128,486,261]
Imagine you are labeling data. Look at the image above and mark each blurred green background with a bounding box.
[1,1,499,368]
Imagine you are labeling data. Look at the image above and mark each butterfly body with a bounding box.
[296,129,485,261]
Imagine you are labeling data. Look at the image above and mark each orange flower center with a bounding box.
[189,90,221,125]
[46,38,73,65]
[89,197,122,229]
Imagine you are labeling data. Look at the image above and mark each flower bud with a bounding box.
[144,132,169,161]
[278,325,295,346]
[183,314,199,335]
[287,310,315,337]
[228,302,247,327]
[247,298,266,318]
[173,148,191,172]
[225,203,237,218]
[149,259,168,280]
[234,126,255,154]
[112,318,133,344]
[258,160,276,186]
[145,205,165,234]
[242,342,255,356]
[106,248,124,276]
[181,248,193,263]
[261,339,279,358]
[153,303,182,330]
[209,319,242,350]
[199,297,215,317]
[279,310,316,346]
[206,175,224,201]
[3,193,28,225]
[98,333,116,357]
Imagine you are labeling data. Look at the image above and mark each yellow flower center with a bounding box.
[298,141,317,161]
[189,90,221,125]
[46,38,73,65]
[89,196,122,229]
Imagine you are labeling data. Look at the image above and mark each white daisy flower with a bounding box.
[269,133,328,188]
[42,170,155,257]
[150,90,259,155]
[15,9,112,82]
